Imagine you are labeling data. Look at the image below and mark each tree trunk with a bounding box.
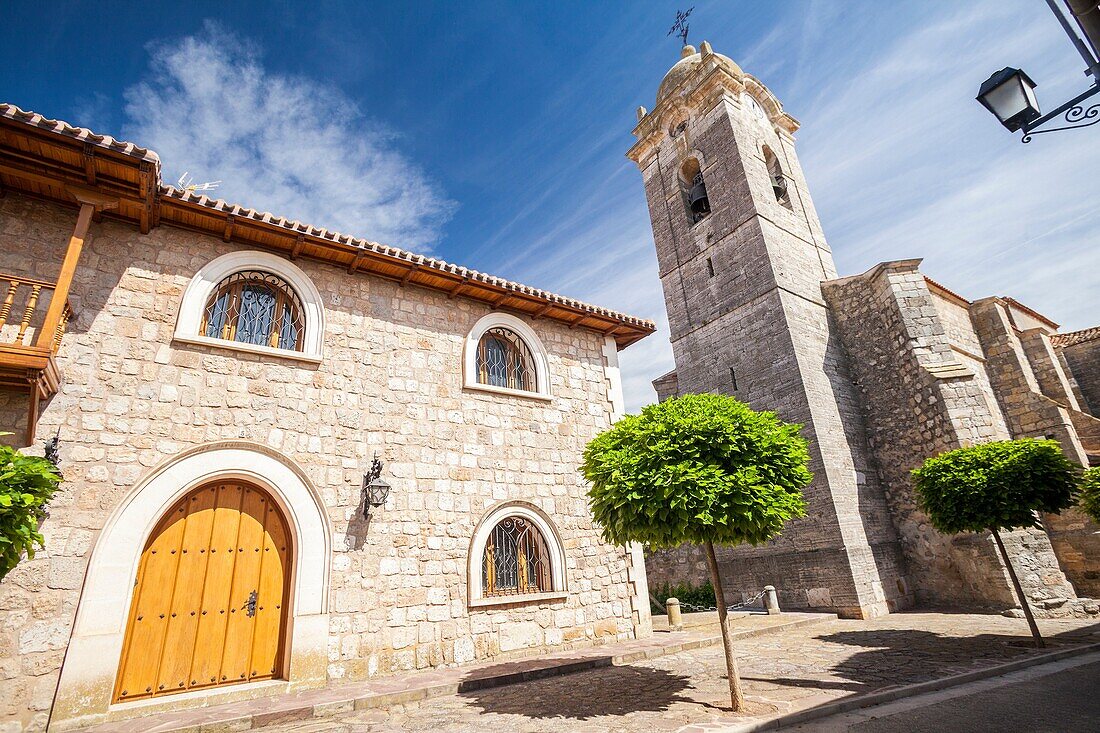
[991,529,1044,648]
[703,540,746,711]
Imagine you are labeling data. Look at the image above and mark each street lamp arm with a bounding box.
[1020,83,1100,142]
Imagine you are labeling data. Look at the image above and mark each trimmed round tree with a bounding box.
[0,440,62,581]
[912,438,1080,647]
[1080,467,1100,524]
[580,393,810,711]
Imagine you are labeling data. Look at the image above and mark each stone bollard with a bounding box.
[764,585,781,615]
[666,597,683,630]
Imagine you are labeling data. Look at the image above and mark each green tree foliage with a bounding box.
[912,439,1080,534]
[0,441,62,581]
[580,393,811,710]
[1080,467,1100,524]
[912,438,1080,647]
[581,393,810,549]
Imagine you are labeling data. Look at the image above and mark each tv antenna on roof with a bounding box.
[176,171,221,195]
[668,7,694,46]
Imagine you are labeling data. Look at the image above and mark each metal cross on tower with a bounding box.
[668,7,694,46]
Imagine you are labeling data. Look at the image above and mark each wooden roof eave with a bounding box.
[157,194,653,346]
[0,120,655,350]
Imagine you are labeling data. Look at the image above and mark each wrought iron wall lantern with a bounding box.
[977,0,1100,142]
[43,427,62,473]
[361,454,391,519]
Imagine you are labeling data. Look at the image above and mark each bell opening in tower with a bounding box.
[679,158,710,224]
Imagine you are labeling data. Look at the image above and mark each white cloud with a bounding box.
[122,22,453,251]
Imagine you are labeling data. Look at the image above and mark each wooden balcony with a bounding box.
[0,273,72,442]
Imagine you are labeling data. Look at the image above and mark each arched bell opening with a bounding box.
[678,157,711,224]
[763,145,793,209]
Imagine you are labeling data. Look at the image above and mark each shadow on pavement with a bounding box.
[742,619,1100,694]
[457,660,721,719]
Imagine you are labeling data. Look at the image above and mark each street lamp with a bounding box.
[977,0,1100,142]
[977,67,1041,131]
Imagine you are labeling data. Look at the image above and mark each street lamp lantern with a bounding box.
[976,1,1100,142]
[977,67,1041,132]
[361,453,392,519]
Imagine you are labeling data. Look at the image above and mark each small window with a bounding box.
[476,327,535,392]
[482,516,552,597]
[201,271,305,352]
[679,157,710,224]
[763,146,792,209]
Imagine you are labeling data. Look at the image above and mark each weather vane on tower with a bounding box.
[668,7,694,47]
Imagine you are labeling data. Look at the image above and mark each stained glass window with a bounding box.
[476,327,535,392]
[482,516,552,597]
[201,271,304,352]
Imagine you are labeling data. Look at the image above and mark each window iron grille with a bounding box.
[482,516,552,597]
[476,327,535,392]
[201,270,305,352]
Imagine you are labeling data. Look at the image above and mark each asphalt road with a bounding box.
[781,655,1100,733]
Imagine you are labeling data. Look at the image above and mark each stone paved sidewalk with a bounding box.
[251,612,1100,733]
[82,613,828,732]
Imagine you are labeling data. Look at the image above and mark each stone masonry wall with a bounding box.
[1060,337,1100,417]
[970,298,1100,599]
[821,262,1078,612]
[0,195,642,732]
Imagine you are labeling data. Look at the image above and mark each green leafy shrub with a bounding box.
[0,442,62,581]
[651,580,716,614]
[1080,467,1100,524]
[912,438,1080,534]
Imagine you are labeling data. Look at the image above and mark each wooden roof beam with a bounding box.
[139,161,155,234]
[222,214,235,242]
[531,302,554,319]
[82,143,96,184]
[0,159,142,206]
[290,233,305,259]
[447,277,469,299]
[399,263,420,287]
[347,246,367,274]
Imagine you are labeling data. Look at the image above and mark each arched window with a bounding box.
[679,157,710,224]
[201,271,305,351]
[464,313,551,399]
[175,251,326,362]
[763,146,792,209]
[482,515,552,597]
[476,327,535,392]
[468,502,566,606]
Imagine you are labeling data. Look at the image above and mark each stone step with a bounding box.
[80,612,837,733]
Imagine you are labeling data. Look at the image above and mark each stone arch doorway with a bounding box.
[51,442,331,731]
[113,480,292,702]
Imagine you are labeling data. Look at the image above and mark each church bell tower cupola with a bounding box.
[628,42,910,620]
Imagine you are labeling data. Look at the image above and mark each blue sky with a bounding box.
[3,1,1098,411]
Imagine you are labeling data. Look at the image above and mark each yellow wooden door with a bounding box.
[114,481,291,702]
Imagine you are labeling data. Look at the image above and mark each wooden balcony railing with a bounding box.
[0,273,72,353]
[0,272,73,443]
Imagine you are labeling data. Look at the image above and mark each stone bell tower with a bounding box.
[629,42,910,618]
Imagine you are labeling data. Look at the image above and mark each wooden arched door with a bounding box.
[114,481,292,702]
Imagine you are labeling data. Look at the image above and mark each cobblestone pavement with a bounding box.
[258,613,1100,733]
